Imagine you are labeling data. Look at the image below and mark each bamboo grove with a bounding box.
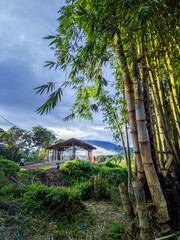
[35,0,180,238]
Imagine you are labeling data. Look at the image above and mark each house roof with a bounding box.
[47,138,97,151]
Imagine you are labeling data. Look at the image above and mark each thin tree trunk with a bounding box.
[116,117,128,168]
[124,121,132,193]
[129,40,170,233]
[11,151,14,161]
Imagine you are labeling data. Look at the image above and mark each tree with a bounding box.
[0,126,31,161]
[31,126,57,150]
[0,128,5,143]
[54,138,64,144]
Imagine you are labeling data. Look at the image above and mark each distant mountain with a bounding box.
[83,140,133,156]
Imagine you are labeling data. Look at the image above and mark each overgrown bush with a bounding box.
[60,160,128,185]
[22,183,84,219]
[104,161,117,168]
[0,159,20,177]
[59,160,127,204]
[73,181,93,200]
[60,160,98,183]
[72,173,113,201]
[90,173,110,199]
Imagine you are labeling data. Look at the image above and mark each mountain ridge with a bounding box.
[82,140,133,155]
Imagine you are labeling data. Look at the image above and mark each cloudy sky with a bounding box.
[0,0,116,142]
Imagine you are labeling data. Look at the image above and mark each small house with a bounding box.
[46,138,96,161]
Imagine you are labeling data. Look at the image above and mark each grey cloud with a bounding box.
[0,0,118,143]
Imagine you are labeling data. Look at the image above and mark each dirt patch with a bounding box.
[82,200,128,239]
[28,168,71,187]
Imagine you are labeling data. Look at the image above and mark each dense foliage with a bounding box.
[0,125,58,162]
[0,159,20,178]
[22,183,84,218]
[0,159,127,210]
[31,125,57,150]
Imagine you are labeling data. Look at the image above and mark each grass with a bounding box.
[0,199,128,240]
[0,159,130,240]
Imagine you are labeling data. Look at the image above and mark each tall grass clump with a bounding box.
[22,183,84,219]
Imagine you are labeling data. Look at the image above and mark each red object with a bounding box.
[92,156,96,162]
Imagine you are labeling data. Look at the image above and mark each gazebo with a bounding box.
[46,138,96,161]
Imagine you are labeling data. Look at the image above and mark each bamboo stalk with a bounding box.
[165,53,180,113]
[146,56,180,166]
[163,56,180,137]
[141,33,160,173]
[154,123,164,169]
[148,36,180,165]
[124,122,132,193]
[132,177,153,240]
[117,33,144,178]
[116,117,128,168]
[164,154,173,178]
[118,182,135,221]
[148,67,168,166]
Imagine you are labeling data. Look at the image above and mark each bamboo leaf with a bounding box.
[43,35,56,40]
[36,87,63,115]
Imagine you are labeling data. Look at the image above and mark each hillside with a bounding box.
[0,159,129,240]
[83,140,134,156]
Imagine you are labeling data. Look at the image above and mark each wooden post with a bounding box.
[88,150,92,161]
[55,149,57,161]
[52,149,54,161]
[72,144,75,160]
[132,177,152,240]
[58,150,60,160]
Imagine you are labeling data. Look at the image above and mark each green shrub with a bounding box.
[0,159,20,177]
[60,160,98,183]
[60,160,128,185]
[100,166,128,186]
[104,161,117,168]
[22,183,84,218]
[59,160,127,204]
[73,181,93,200]
[72,173,110,201]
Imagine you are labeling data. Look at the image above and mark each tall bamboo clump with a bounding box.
[129,39,170,233]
